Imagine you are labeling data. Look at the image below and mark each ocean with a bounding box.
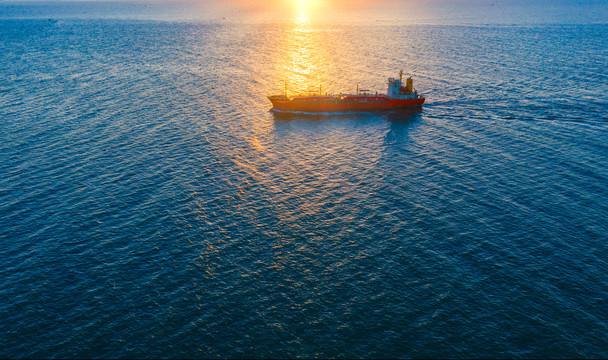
[0,1,607,358]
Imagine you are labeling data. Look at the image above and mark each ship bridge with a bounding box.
[387,70,422,100]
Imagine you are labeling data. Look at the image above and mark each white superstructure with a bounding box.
[387,70,421,100]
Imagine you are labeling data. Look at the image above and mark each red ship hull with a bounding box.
[268,97,425,112]
[268,71,425,112]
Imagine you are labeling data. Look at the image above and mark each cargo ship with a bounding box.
[268,70,424,112]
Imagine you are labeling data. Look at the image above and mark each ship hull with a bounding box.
[268,98,425,112]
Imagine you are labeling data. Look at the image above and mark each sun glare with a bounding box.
[291,0,325,22]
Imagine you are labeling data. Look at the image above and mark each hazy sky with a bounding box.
[0,0,606,24]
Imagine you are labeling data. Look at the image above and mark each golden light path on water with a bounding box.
[266,0,392,99]
[273,0,336,97]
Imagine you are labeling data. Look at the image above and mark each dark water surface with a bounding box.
[1,7,607,359]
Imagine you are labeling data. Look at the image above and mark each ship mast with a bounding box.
[399,69,403,83]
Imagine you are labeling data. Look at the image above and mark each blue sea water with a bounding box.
[0,2,607,358]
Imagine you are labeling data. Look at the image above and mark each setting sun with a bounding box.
[289,0,327,21]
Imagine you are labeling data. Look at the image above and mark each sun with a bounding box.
[292,0,325,12]
[291,0,325,22]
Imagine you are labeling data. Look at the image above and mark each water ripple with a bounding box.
[0,18,607,359]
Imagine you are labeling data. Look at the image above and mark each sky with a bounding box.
[0,0,606,24]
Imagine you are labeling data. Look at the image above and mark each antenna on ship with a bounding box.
[399,69,403,83]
